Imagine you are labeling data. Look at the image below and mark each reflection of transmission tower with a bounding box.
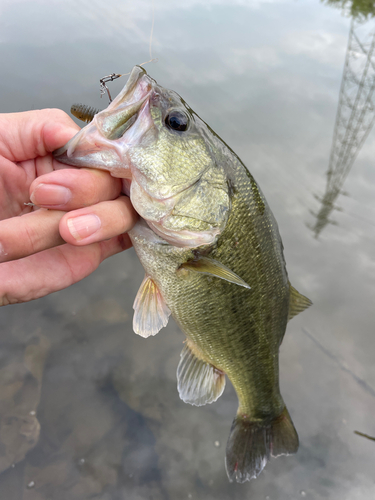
[311,19,375,238]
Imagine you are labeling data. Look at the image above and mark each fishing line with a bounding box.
[119,0,157,74]
[99,0,157,103]
[149,0,155,60]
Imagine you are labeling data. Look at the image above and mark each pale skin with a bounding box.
[0,109,138,306]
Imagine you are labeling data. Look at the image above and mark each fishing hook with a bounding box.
[99,73,122,103]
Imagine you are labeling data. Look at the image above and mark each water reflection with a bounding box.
[354,430,375,441]
[322,0,375,19]
[0,335,49,473]
[310,17,375,237]
[2,0,375,498]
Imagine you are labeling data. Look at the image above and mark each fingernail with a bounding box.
[30,183,72,206]
[67,214,101,241]
[0,242,8,260]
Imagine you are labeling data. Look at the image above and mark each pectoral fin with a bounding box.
[177,340,226,406]
[288,283,312,321]
[179,257,250,289]
[133,275,171,337]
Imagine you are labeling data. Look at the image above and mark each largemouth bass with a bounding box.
[54,66,311,482]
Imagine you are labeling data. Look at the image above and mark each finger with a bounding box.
[29,168,122,210]
[59,196,138,246]
[0,109,79,162]
[0,209,65,263]
[0,235,132,306]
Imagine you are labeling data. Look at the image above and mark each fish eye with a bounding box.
[165,110,189,132]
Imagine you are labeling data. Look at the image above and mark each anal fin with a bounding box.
[177,340,226,406]
[133,275,171,338]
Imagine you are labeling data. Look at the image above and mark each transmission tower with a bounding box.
[311,18,375,238]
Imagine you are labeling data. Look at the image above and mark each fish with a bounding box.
[54,66,312,482]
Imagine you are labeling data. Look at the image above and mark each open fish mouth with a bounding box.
[53,66,154,178]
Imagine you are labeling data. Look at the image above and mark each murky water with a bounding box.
[1,1,375,498]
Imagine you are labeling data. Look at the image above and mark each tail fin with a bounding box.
[225,407,299,483]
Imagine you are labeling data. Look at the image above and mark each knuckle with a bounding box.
[23,223,39,255]
[74,171,112,205]
[44,108,72,122]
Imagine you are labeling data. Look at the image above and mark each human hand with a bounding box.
[0,109,138,306]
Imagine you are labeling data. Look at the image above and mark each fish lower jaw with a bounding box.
[146,220,220,248]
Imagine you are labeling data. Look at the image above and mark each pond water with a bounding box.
[1,0,375,498]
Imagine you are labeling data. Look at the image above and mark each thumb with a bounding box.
[0,109,80,162]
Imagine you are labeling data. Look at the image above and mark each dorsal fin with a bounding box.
[177,340,226,406]
[133,275,171,337]
[288,283,312,321]
[179,256,250,289]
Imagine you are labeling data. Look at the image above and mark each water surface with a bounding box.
[1,1,375,498]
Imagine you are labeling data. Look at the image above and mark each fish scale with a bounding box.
[133,157,288,418]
